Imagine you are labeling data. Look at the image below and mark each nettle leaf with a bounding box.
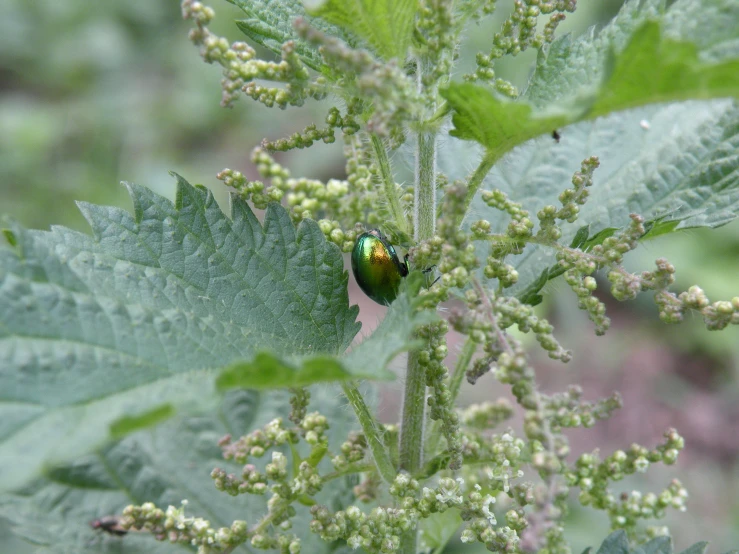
[226,0,351,72]
[217,272,432,390]
[443,99,739,301]
[441,82,569,163]
[0,387,360,553]
[662,0,739,63]
[633,536,673,554]
[524,0,663,108]
[0,174,363,492]
[306,0,416,61]
[419,509,463,552]
[439,0,739,303]
[584,531,737,554]
[590,22,739,117]
[526,0,739,108]
[442,20,739,167]
[596,531,631,554]
[678,545,710,554]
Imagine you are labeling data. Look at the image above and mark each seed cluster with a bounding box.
[294,20,417,141]
[466,0,576,86]
[568,429,687,534]
[121,501,249,552]
[181,0,321,109]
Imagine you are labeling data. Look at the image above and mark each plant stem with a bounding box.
[341,382,396,484]
[399,56,439,554]
[414,129,437,243]
[448,336,477,405]
[370,133,408,235]
[399,350,427,474]
[398,348,426,554]
[322,463,375,482]
[463,149,498,215]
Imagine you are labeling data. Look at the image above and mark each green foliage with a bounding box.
[443,20,739,168]
[590,22,739,117]
[524,0,739,107]
[306,0,416,61]
[216,275,432,389]
[109,404,176,438]
[442,0,739,301]
[0,174,364,492]
[451,97,739,300]
[227,0,350,71]
[0,388,358,554]
[2,0,739,552]
[441,82,568,162]
[589,530,738,554]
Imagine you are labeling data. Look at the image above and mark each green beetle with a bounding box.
[351,229,409,305]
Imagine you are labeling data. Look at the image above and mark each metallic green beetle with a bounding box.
[351,229,409,305]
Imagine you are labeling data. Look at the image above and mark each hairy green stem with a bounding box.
[370,133,408,235]
[399,348,426,554]
[399,57,439,554]
[414,129,437,243]
[399,350,427,474]
[341,382,396,483]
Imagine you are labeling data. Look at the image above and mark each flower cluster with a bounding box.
[121,500,249,554]
[181,0,321,109]
[537,156,600,240]
[418,319,463,469]
[625,264,739,329]
[459,398,514,429]
[411,184,481,306]
[568,429,687,538]
[218,417,298,463]
[218,147,373,248]
[415,0,459,92]
[293,19,417,141]
[310,473,528,554]
[466,0,576,86]
[331,432,368,470]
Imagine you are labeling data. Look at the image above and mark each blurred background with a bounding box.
[1,0,736,552]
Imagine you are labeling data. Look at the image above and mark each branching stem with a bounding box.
[463,149,499,215]
[448,336,477,404]
[341,382,396,483]
[370,133,408,235]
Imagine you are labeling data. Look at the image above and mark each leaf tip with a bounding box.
[109,404,176,439]
[2,228,17,247]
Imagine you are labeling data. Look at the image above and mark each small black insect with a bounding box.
[90,516,127,537]
[551,129,561,142]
